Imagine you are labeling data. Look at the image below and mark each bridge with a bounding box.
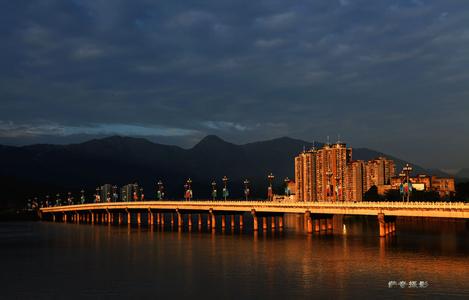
[39,200,469,237]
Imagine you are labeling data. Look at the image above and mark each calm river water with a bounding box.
[0,215,468,299]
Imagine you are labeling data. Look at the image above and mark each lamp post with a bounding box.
[112,185,118,202]
[243,179,250,201]
[284,177,291,197]
[140,188,144,201]
[211,180,217,201]
[403,164,413,202]
[80,189,85,204]
[96,187,101,203]
[267,173,275,201]
[399,172,406,202]
[185,178,193,201]
[56,193,60,206]
[157,180,164,200]
[222,176,229,201]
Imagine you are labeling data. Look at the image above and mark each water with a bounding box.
[0,216,468,299]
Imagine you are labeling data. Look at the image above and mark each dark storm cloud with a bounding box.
[1,0,469,168]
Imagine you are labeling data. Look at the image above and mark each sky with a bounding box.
[1,0,469,170]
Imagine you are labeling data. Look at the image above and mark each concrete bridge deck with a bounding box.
[40,200,469,219]
[39,201,469,237]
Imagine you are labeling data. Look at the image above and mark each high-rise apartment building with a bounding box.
[294,147,317,202]
[347,160,365,201]
[364,157,395,191]
[295,141,351,201]
[294,142,395,201]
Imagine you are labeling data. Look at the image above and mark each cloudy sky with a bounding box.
[1,0,469,170]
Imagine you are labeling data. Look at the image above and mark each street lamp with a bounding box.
[140,188,144,201]
[80,189,85,204]
[211,180,217,201]
[185,178,193,201]
[399,172,406,202]
[157,180,164,200]
[243,179,250,201]
[267,173,275,201]
[403,164,413,202]
[222,176,229,201]
[284,177,291,197]
[112,185,118,202]
[56,193,60,206]
[96,187,101,203]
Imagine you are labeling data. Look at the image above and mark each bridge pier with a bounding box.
[188,214,192,227]
[305,212,313,233]
[221,215,226,229]
[198,214,202,227]
[239,215,244,228]
[231,215,235,229]
[211,212,216,229]
[148,211,153,226]
[262,217,267,231]
[378,213,396,237]
[161,212,165,226]
[279,215,283,229]
[127,212,131,225]
[177,211,182,227]
[118,213,123,225]
[251,210,258,231]
[137,213,141,225]
[271,216,276,230]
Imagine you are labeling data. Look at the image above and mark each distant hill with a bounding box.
[0,135,449,208]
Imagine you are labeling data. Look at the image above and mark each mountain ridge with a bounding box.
[0,135,455,208]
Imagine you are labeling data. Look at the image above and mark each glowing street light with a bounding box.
[267,173,275,201]
[211,180,217,201]
[222,176,229,201]
[157,180,164,200]
[284,177,291,197]
[243,179,250,201]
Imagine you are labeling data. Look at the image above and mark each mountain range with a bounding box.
[0,135,455,208]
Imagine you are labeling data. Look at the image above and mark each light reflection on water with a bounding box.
[0,216,468,299]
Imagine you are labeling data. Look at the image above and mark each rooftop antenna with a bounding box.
[337,134,341,143]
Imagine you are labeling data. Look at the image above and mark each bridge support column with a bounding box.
[251,210,258,231]
[63,214,67,223]
[118,213,122,225]
[127,212,131,225]
[207,213,211,228]
[198,214,202,227]
[320,219,326,231]
[262,217,267,231]
[52,214,56,222]
[378,213,385,237]
[148,211,153,226]
[137,213,141,225]
[188,214,192,227]
[177,211,182,227]
[231,215,235,229]
[211,212,216,229]
[327,218,332,230]
[161,213,165,226]
[305,212,313,234]
[169,213,173,226]
[221,215,226,229]
[271,216,276,230]
[108,212,111,225]
[239,215,244,228]
[278,215,283,229]
[315,219,320,232]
